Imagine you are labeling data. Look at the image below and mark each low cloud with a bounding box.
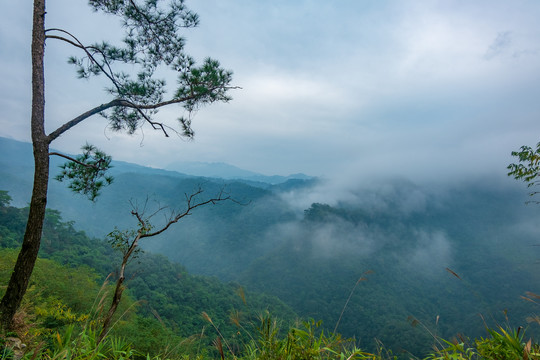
[407,230,452,273]
[264,217,380,260]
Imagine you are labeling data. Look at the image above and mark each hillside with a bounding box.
[0,137,312,279]
[238,185,540,353]
[0,198,296,357]
[2,137,540,356]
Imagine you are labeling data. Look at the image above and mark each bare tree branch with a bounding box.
[46,28,120,89]
[47,99,121,142]
[122,99,171,137]
[99,186,231,343]
[44,34,81,48]
[140,187,230,238]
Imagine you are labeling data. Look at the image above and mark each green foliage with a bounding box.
[0,247,181,359]
[5,168,540,359]
[0,193,27,248]
[0,200,296,357]
[508,142,540,200]
[0,248,136,336]
[475,326,532,360]
[64,0,233,137]
[21,325,138,360]
[0,249,99,312]
[55,144,113,201]
[5,170,540,356]
[2,211,540,360]
[0,191,11,208]
[107,227,143,257]
[175,57,234,135]
[238,314,373,360]
[239,189,540,356]
[427,338,477,360]
[110,316,192,359]
[428,326,540,360]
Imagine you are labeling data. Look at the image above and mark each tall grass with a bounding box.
[3,257,540,359]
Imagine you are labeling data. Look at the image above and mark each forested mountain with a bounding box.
[0,198,296,357]
[238,183,540,353]
[165,160,311,185]
[0,137,313,279]
[2,136,540,356]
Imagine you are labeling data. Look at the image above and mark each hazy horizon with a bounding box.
[2,1,540,183]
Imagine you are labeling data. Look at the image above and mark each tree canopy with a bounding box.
[0,0,235,330]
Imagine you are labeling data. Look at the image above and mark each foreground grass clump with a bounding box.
[3,303,540,360]
[427,325,540,360]
[1,316,380,360]
[10,326,136,359]
[229,314,376,360]
[0,248,187,359]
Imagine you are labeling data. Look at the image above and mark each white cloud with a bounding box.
[407,230,452,274]
[2,1,540,179]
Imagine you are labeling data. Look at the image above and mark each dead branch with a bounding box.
[140,187,230,238]
[99,186,231,343]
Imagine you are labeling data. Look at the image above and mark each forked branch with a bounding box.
[99,186,231,343]
[140,187,230,238]
[45,28,120,91]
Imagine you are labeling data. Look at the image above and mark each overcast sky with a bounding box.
[2,1,540,183]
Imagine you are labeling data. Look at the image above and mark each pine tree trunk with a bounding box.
[0,0,48,331]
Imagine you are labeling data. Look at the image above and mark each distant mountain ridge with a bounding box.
[165,160,311,184]
[0,137,311,187]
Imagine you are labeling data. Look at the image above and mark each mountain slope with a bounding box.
[238,181,540,354]
[165,160,312,184]
[2,136,540,357]
[0,201,297,345]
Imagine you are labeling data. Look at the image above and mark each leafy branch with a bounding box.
[53,144,113,201]
[507,142,540,203]
[44,0,237,142]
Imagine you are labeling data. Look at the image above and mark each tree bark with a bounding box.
[0,0,49,331]
[98,275,125,344]
[98,234,140,343]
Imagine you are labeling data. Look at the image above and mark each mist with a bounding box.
[3,135,540,355]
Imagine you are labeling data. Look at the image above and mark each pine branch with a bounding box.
[49,151,106,170]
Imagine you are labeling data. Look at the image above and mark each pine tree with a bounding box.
[0,0,235,330]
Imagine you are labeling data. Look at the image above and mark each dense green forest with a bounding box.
[0,194,297,358]
[3,137,540,358]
